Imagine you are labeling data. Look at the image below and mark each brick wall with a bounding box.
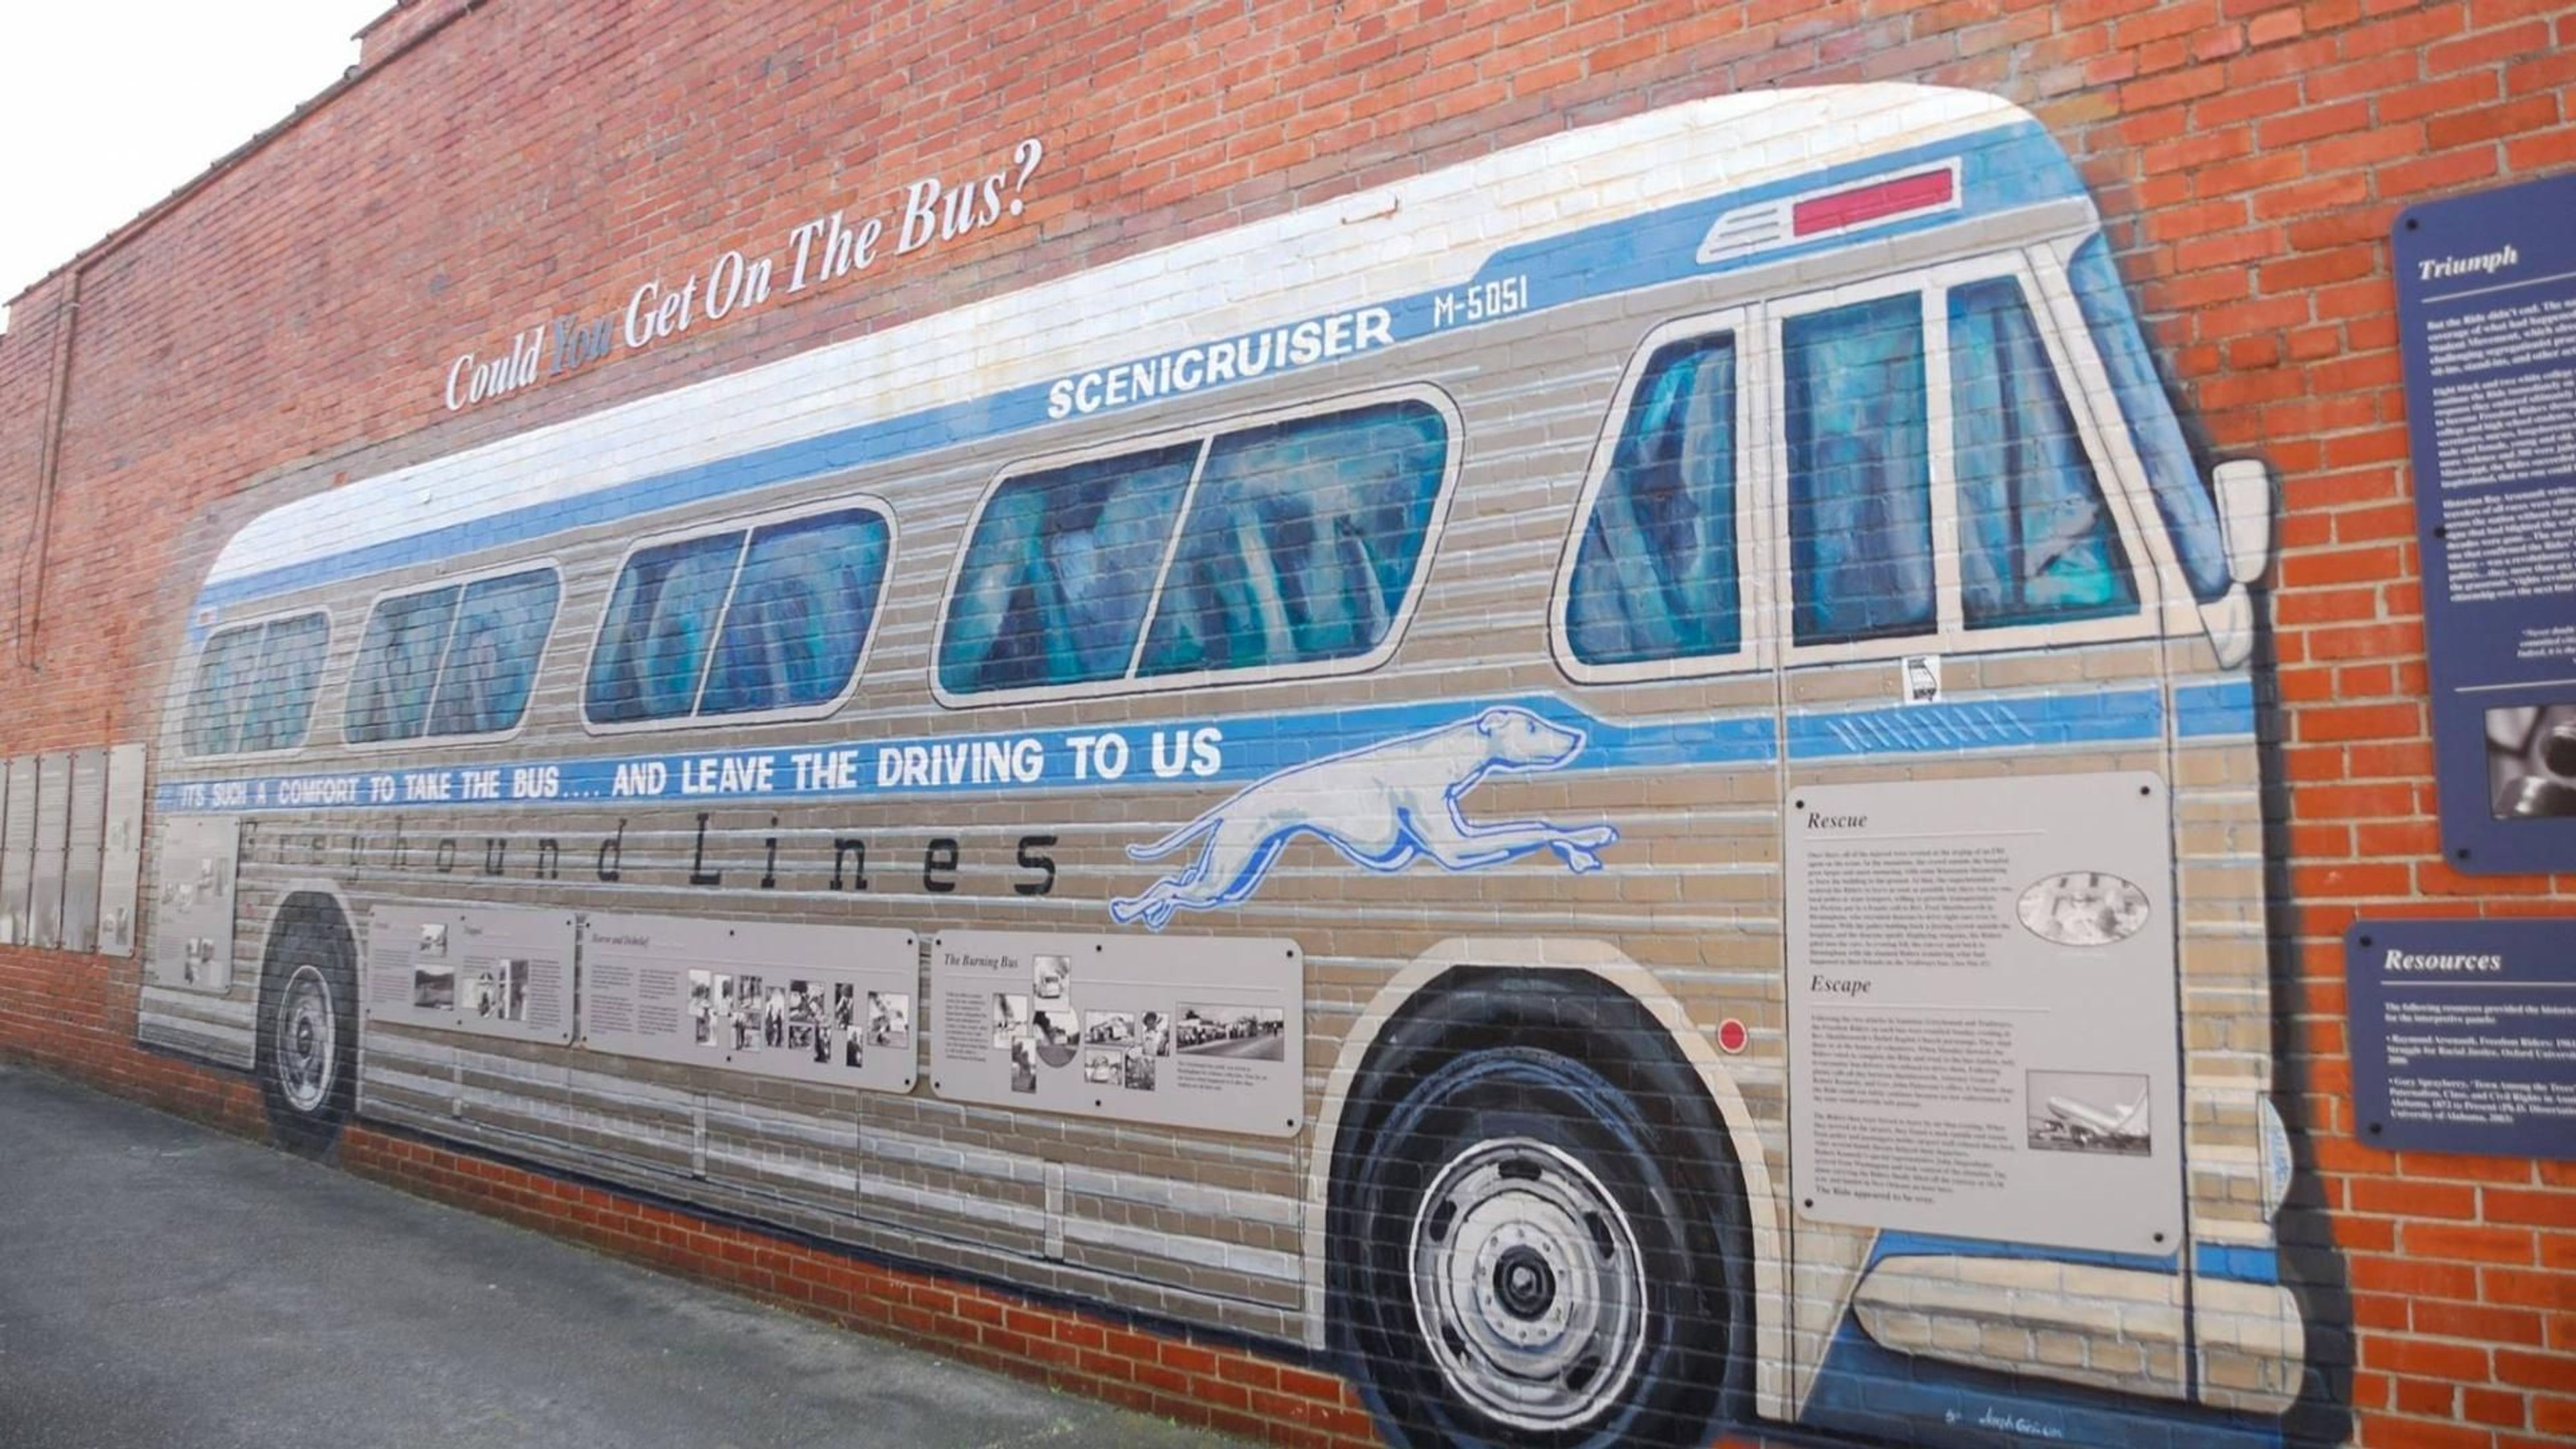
[2,2,2572,1446]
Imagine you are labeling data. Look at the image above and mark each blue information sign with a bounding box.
[2393,172,2576,874]
[2346,918,2576,1160]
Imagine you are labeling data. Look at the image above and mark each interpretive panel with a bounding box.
[60,749,107,954]
[28,755,69,950]
[145,815,241,991]
[929,930,1303,1137]
[580,913,918,1093]
[2395,172,2576,873]
[97,744,148,957]
[363,902,575,1046]
[2347,918,2576,1161]
[0,757,21,945]
[1787,772,2184,1254]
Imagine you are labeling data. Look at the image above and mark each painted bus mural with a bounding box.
[134,85,2316,1447]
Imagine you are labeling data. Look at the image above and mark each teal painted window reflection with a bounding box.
[941,399,1450,696]
[941,445,1197,694]
[350,570,559,742]
[589,506,889,724]
[345,587,460,743]
[426,572,561,736]
[1138,402,1446,677]
[1786,296,1935,646]
[1949,278,2137,629]
[2068,235,2230,603]
[1565,335,1739,665]
[701,511,890,716]
[187,612,331,756]
[588,533,747,723]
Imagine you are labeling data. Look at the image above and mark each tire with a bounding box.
[1328,969,1746,1449]
[255,904,358,1157]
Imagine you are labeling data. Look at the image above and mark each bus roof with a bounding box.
[198,84,2078,622]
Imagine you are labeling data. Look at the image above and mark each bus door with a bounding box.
[1758,252,2201,1430]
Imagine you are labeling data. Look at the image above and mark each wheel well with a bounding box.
[1318,961,1764,1421]
[258,890,356,1000]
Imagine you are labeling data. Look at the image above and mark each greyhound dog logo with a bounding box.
[1109,705,1618,931]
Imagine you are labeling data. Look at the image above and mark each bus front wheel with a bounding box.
[255,905,357,1157]
[1328,972,1743,1448]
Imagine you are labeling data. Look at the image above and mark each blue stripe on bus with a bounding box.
[192,123,2076,622]
[154,676,2223,815]
[2176,677,2258,737]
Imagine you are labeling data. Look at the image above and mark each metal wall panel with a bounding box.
[60,749,108,953]
[97,744,147,957]
[0,757,33,944]
[28,755,70,951]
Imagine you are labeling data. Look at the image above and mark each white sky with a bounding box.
[0,2,383,330]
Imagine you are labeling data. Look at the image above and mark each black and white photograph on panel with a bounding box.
[689,969,722,1044]
[1120,1046,1156,1091]
[1009,1038,1039,1095]
[2026,1070,2153,1157]
[833,984,861,1068]
[990,993,1030,1049]
[1082,1010,1137,1047]
[1031,1007,1079,1068]
[1140,1009,1171,1057]
[866,991,909,1048]
[1176,1004,1287,1061]
[417,922,448,958]
[413,965,455,1010]
[1033,952,1070,1000]
[472,959,527,1022]
[1083,1050,1120,1084]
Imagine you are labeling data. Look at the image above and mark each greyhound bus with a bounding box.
[139,84,2306,1448]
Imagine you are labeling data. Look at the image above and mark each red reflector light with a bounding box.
[1791,168,1955,236]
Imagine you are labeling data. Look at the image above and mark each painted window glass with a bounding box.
[186,614,331,756]
[2067,235,2230,603]
[586,533,745,723]
[939,444,1201,694]
[1138,400,1447,677]
[1948,278,2138,629]
[700,508,891,716]
[1785,296,1935,645]
[424,570,561,737]
[182,625,268,757]
[344,586,462,743]
[1565,335,1740,665]
[233,613,332,754]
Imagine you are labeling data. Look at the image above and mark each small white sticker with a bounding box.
[1900,654,1943,706]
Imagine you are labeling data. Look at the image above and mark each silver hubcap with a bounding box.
[1409,1137,1647,1432]
[275,964,337,1114]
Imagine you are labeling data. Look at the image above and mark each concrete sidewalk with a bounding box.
[0,1061,1248,1449]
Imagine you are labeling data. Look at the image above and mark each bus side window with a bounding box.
[940,444,1198,695]
[586,533,745,723]
[1565,334,1739,665]
[1137,401,1446,677]
[345,587,461,743]
[1947,278,2137,629]
[1785,296,1935,646]
[700,508,890,716]
[425,570,561,736]
[233,613,332,753]
[183,625,266,757]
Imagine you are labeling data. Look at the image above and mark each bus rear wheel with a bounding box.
[1329,973,1741,1448]
[256,906,357,1157]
